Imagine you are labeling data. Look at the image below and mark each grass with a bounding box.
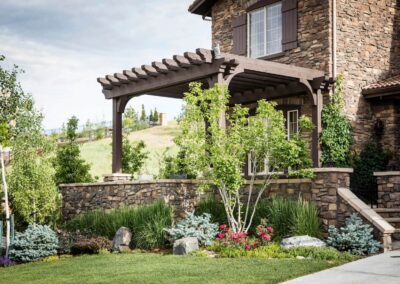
[0,252,344,284]
[80,121,179,180]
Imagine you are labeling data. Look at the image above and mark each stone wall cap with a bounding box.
[373,171,400,177]
[313,168,353,173]
[59,179,203,187]
[103,173,132,177]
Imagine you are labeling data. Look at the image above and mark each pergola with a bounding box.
[97,48,326,174]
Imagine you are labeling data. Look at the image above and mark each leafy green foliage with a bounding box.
[70,236,112,255]
[177,82,313,233]
[140,104,146,121]
[195,196,227,225]
[9,224,58,262]
[66,200,173,249]
[327,214,381,255]
[261,198,322,240]
[122,138,149,178]
[350,140,391,203]
[321,75,353,166]
[165,212,218,246]
[54,116,94,184]
[158,148,197,179]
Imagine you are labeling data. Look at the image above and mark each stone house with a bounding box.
[189,0,400,168]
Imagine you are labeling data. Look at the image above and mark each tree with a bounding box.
[149,109,154,124]
[123,106,138,132]
[122,137,149,178]
[153,108,159,124]
[320,75,353,166]
[176,82,313,233]
[54,116,94,184]
[0,55,44,256]
[8,109,60,225]
[140,104,146,122]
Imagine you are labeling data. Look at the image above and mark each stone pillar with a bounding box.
[374,171,400,208]
[311,168,353,234]
[159,113,167,126]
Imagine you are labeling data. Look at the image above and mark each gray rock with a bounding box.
[112,227,132,252]
[173,237,199,255]
[281,235,326,249]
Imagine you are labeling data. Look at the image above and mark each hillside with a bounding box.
[80,121,180,180]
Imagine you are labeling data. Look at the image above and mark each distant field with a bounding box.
[80,121,179,180]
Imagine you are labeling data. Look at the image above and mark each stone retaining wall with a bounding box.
[375,172,400,209]
[60,169,353,235]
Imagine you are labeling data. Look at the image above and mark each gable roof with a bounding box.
[363,75,400,98]
[188,0,216,16]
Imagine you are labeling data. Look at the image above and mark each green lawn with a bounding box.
[0,253,341,284]
[80,122,179,180]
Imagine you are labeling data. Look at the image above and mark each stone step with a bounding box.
[374,208,400,213]
[384,218,400,223]
[393,241,400,250]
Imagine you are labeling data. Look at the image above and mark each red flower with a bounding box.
[217,233,225,239]
[259,231,266,237]
[267,227,273,233]
[245,244,251,250]
[219,224,227,230]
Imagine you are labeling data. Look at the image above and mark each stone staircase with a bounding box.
[373,208,400,250]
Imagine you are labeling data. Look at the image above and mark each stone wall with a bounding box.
[375,172,400,209]
[60,169,353,235]
[371,101,400,169]
[336,0,399,152]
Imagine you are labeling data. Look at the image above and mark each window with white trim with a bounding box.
[287,109,299,140]
[248,2,282,58]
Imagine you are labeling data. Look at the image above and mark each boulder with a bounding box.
[173,237,199,255]
[281,235,326,249]
[112,227,132,252]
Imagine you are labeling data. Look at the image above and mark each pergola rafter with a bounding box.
[97,48,327,173]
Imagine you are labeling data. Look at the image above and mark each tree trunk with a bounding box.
[0,146,11,257]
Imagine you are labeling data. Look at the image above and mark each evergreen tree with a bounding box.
[123,106,138,132]
[140,104,146,121]
[153,108,159,124]
[149,109,154,123]
[54,116,94,184]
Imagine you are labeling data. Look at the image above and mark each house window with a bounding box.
[248,2,282,58]
[287,109,299,139]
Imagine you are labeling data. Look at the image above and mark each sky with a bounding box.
[0,0,211,130]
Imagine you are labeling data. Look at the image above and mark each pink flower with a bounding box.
[245,244,251,250]
[267,227,273,233]
[223,241,229,246]
[259,231,266,237]
[219,224,227,230]
[217,233,225,239]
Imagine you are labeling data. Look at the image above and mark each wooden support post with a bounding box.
[312,89,322,167]
[112,98,123,173]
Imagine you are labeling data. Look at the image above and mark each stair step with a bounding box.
[385,218,400,223]
[374,208,400,213]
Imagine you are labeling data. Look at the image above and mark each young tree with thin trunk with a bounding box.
[176,82,313,233]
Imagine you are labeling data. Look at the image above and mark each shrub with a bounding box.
[122,138,149,178]
[265,198,322,240]
[327,213,381,255]
[66,200,173,249]
[70,236,112,255]
[9,224,58,263]
[158,149,197,179]
[165,212,218,246]
[195,196,227,225]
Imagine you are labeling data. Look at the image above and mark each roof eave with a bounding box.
[188,0,213,17]
[362,85,400,99]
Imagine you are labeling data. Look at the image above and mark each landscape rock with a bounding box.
[112,227,132,252]
[173,237,199,255]
[281,235,326,249]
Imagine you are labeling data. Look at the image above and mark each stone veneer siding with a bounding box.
[60,169,353,235]
[336,0,400,152]
[209,0,400,154]
[376,172,400,210]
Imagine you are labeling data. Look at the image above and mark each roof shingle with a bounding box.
[363,75,400,91]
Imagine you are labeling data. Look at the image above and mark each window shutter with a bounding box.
[232,14,247,56]
[282,0,298,51]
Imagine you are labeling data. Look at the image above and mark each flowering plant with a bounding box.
[256,224,273,244]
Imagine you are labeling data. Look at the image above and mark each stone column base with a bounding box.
[103,173,131,182]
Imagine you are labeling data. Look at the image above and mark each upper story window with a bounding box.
[287,109,299,139]
[248,2,282,58]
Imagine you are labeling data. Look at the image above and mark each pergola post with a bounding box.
[112,98,123,173]
[311,89,322,167]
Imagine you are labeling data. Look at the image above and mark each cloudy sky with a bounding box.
[0,0,211,130]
